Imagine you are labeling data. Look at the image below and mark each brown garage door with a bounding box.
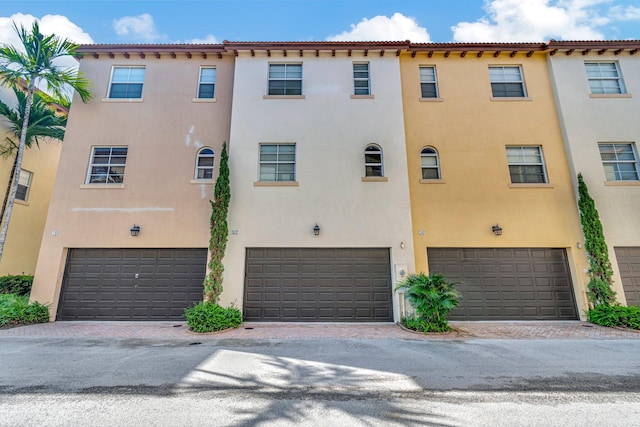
[615,247,640,306]
[57,248,207,320]
[244,248,393,322]
[427,248,578,320]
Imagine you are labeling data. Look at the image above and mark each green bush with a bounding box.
[588,304,640,330]
[0,275,34,296]
[184,301,242,333]
[0,294,49,327]
[395,272,460,333]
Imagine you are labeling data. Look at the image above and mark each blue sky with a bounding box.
[1,0,640,47]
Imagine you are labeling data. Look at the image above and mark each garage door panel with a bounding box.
[428,248,577,320]
[244,248,392,321]
[615,247,640,306]
[57,248,206,320]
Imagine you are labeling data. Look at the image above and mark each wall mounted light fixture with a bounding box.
[130,225,141,237]
[313,223,320,236]
[491,224,503,236]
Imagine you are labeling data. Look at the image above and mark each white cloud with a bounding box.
[608,5,640,20]
[0,13,93,78]
[113,13,165,42]
[182,34,220,44]
[0,13,93,46]
[451,0,610,42]
[327,13,431,42]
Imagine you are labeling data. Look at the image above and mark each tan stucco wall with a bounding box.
[30,54,235,318]
[224,51,415,320]
[0,129,61,276]
[400,52,590,316]
[549,53,640,305]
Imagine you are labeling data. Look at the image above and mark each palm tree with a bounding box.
[0,86,68,221]
[0,21,91,263]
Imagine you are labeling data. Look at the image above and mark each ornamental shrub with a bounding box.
[184,301,242,333]
[0,294,49,327]
[0,275,34,296]
[588,304,640,330]
[395,272,460,333]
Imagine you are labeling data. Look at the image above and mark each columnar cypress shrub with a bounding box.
[203,142,230,303]
[577,173,616,307]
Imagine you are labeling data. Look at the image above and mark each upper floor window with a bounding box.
[16,170,32,202]
[365,144,383,177]
[419,66,439,98]
[197,67,216,99]
[195,148,215,180]
[353,63,370,95]
[599,143,639,181]
[585,62,626,95]
[489,66,526,97]
[87,147,128,184]
[421,147,440,179]
[268,64,302,96]
[506,146,547,184]
[108,66,145,99]
[259,144,296,181]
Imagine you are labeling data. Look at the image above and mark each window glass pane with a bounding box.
[422,168,439,179]
[365,153,381,163]
[197,169,213,179]
[259,164,277,181]
[269,64,285,78]
[278,145,295,154]
[284,81,302,95]
[421,157,437,167]
[366,165,383,177]
[421,83,437,98]
[285,64,302,78]
[198,157,214,167]
[198,83,215,98]
[419,67,435,80]
[200,68,216,83]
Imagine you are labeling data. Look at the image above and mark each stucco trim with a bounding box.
[14,199,29,206]
[79,184,126,189]
[589,94,632,99]
[490,97,533,102]
[508,183,556,188]
[419,98,444,102]
[101,98,144,103]
[191,98,217,103]
[603,180,640,186]
[419,179,446,184]
[253,181,299,187]
[361,176,389,182]
[350,95,375,99]
[190,179,214,184]
[262,95,306,100]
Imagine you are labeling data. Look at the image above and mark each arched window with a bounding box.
[195,148,215,180]
[365,144,383,177]
[421,147,440,179]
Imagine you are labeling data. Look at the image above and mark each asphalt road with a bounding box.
[1,337,639,426]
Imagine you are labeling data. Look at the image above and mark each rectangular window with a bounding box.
[87,147,128,184]
[489,66,526,97]
[419,66,439,98]
[599,143,639,181]
[586,62,625,95]
[506,146,547,184]
[353,63,370,95]
[268,64,302,96]
[16,170,32,202]
[197,67,216,98]
[108,66,145,99]
[259,144,296,182]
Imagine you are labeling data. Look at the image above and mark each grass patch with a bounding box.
[0,294,49,328]
[184,302,242,333]
[588,304,640,330]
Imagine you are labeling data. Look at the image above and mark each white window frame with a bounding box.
[420,147,440,179]
[489,66,527,98]
[353,62,370,95]
[86,146,128,184]
[506,146,548,184]
[364,144,384,177]
[16,169,33,202]
[195,147,215,180]
[268,64,302,96]
[598,143,640,181]
[197,67,216,99]
[419,66,439,98]
[259,144,296,182]
[585,62,626,95]
[108,66,145,99]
